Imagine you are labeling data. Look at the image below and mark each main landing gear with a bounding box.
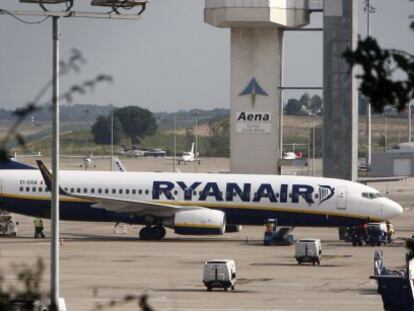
[139,225,166,240]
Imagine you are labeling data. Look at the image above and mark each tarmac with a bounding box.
[0,157,413,311]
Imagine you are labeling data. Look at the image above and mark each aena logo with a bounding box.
[239,78,268,107]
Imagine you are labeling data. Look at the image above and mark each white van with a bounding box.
[203,259,236,291]
[295,239,322,265]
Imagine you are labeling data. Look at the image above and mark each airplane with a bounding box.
[119,147,145,158]
[61,152,96,169]
[10,151,42,162]
[177,143,200,165]
[0,160,403,240]
[282,151,303,160]
[119,147,167,158]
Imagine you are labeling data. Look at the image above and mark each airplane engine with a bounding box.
[226,225,242,233]
[173,209,226,235]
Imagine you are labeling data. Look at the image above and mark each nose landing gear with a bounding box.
[139,225,166,240]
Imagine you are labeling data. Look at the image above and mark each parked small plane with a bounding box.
[178,143,200,165]
[282,151,303,160]
[10,151,42,162]
[0,160,403,240]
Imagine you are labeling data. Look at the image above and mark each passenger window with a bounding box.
[32,187,36,192]
[19,187,23,192]
[139,189,142,195]
[119,189,123,194]
[77,188,81,193]
[38,187,43,192]
[126,189,130,195]
[26,187,30,192]
[105,189,109,194]
[70,188,74,193]
[145,190,149,195]
[98,189,102,194]
[174,190,178,195]
[83,188,88,193]
[112,189,116,194]
[193,191,197,196]
[91,189,95,194]
[132,189,136,195]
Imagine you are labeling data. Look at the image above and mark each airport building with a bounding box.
[371,152,414,177]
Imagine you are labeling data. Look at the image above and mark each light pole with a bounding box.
[194,110,199,173]
[364,0,375,171]
[173,114,177,173]
[1,2,147,310]
[312,122,316,177]
[409,103,412,143]
[110,109,114,171]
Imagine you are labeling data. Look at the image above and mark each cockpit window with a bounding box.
[362,192,383,199]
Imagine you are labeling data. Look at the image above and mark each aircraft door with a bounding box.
[336,186,347,210]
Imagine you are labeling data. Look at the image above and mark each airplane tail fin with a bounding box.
[112,157,127,172]
[190,143,195,155]
[36,160,68,195]
[0,159,35,170]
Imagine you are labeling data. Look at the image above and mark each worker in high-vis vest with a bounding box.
[33,218,45,239]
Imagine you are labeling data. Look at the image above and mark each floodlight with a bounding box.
[91,0,150,15]
[20,0,73,11]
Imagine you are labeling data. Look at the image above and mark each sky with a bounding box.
[0,0,413,112]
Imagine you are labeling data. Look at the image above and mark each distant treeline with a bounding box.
[0,104,230,126]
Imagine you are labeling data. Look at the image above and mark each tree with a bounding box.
[310,95,323,114]
[114,106,157,145]
[207,118,229,157]
[284,99,302,115]
[91,115,124,145]
[299,93,311,108]
[344,9,414,112]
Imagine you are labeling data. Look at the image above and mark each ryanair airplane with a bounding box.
[0,160,403,240]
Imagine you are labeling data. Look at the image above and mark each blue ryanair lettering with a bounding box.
[253,184,277,203]
[152,181,175,200]
[199,182,223,201]
[150,181,330,205]
[177,181,202,200]
[291,184,314,204]
[280,184,288,203]
[226,183,251,202]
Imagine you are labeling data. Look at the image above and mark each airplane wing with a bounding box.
[36,160,201,217]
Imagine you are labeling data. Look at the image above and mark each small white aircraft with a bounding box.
[178,143,200,165]
[10,151,42,162]
[282,152,303,160]
[61,152,97,169]
[0,159,403,240]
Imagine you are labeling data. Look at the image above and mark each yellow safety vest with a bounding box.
[33,219,43,227]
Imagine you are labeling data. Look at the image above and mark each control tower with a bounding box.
[205,0,311,174]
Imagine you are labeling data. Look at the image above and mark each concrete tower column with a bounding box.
[230,28,282,174]
[205,0,310,174]
[323,0,358,181]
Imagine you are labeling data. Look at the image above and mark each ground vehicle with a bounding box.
[351,226,365,246]
[295,239,322,265]
[366,223,388,246]
[263,219,294,246]
[0,211,17,237]
[203,259,236,291]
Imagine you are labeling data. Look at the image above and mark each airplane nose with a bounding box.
[385,199,403,219]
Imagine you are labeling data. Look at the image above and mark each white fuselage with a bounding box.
[0,169,403,228]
